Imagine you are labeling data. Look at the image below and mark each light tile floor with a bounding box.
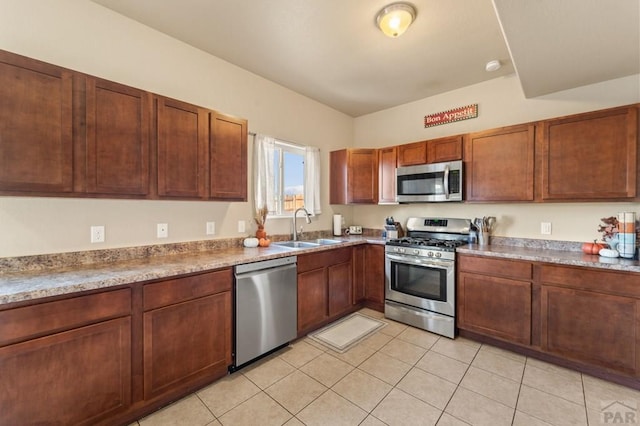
[134,308,640,426]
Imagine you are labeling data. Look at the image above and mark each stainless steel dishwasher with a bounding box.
[233,256,297,368]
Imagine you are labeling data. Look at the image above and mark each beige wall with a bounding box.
[0,0,353,257]
[0,1,638,257]
[351,74,640,241]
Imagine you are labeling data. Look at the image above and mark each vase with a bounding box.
[604,236,619,251]
[256,226,267,239]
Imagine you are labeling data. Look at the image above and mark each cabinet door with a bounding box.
[328,261,353,317]
[464,124,535,201]
[210,112,247,200]
[0,51,74,194]
[352,245,366,304]
[86,77,151,196]
[330,149,348,204]
[156,97,209,198]
[397,141,427,166]
[541,285,639,375]
[539,106,638,200]
[364,244,385,308]
[348,149,378,204]
[143,291,232,399]
[0,317,131,425]
[458,272,532,345]
[428,135,463,163]
[297,268,328,333]
[378,146,397,204]
[330,149,379,204]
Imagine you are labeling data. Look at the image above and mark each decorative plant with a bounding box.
[597,216,619,241]
[254,204,268,228]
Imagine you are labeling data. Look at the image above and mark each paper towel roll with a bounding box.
[333,214,342,236]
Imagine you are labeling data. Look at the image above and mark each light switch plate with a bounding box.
[238,220,246,233]
[541,222,552,235]
[206,221,215,235]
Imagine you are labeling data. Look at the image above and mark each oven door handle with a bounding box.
[386,253,452,270]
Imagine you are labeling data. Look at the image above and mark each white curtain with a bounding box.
[253,134,276,215]
[304,146,322,215]
[254,133,321,216]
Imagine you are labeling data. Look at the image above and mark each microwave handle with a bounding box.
[443,165,450,199]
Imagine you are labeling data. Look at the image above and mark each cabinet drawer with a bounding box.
[298,248,352,273]
[541,265,640,298]
[144,268,232,311]
[458,255,532,281]
[0,288,131,347]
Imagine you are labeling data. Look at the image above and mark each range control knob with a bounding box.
[413,249,420,255]
[427,251,434,257]
[435,252,442,258]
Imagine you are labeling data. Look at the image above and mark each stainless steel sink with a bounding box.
[307,238,345,245]
[273,239,346,249]
[273,241,320,249]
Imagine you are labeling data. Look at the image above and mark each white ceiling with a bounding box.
[92,0,639,117]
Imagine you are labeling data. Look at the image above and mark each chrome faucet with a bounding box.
[292,207,312,241]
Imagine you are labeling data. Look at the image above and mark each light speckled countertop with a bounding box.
[457,244,640,273]
[1,235,638,306]
[0,237,383,306]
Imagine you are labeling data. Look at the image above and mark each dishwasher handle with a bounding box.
[235,256,297,275]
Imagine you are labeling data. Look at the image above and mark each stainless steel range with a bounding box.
[385,217,471,338]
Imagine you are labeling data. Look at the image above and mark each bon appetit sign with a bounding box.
[424,104,478,128]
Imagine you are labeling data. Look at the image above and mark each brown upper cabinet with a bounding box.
[210,112,248,201]
[428,135,463,163]
[0,49,248,201]
[396,135,462,167]
[0,50,74,194]
[464,123,536,201]
[378,146,397,204]
[330,149,378,204]
[397,140,427,166]
[156,96,209,199]
[85,77,151,197]
[538,105,638,201]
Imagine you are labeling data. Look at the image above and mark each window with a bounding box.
[253,134,321,218]
[272,141,305,216]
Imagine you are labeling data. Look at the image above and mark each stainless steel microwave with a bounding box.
[396,160,463,203]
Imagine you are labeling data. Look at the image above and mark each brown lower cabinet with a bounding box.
[352,243,385,311]
[142,269,232,400]
[457,255,533,345]
[458,253,640,387]
[0,289,132,425]
[539,264,640,377]
[364,244,385,310]
[297,247,355,335]
[0,268,233,426]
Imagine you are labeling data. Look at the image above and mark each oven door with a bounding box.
[385,252,455,317]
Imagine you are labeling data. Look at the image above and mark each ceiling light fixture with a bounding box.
[485,60,502,72]
[376,2,417,38]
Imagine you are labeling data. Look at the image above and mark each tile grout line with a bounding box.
[439,340,483,426]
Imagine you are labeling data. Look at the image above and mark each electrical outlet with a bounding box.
[541,222,552,235]
[206,221,215,235]
[238,220,245,233]
[90,225,105,243]
[157,223,168,238]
